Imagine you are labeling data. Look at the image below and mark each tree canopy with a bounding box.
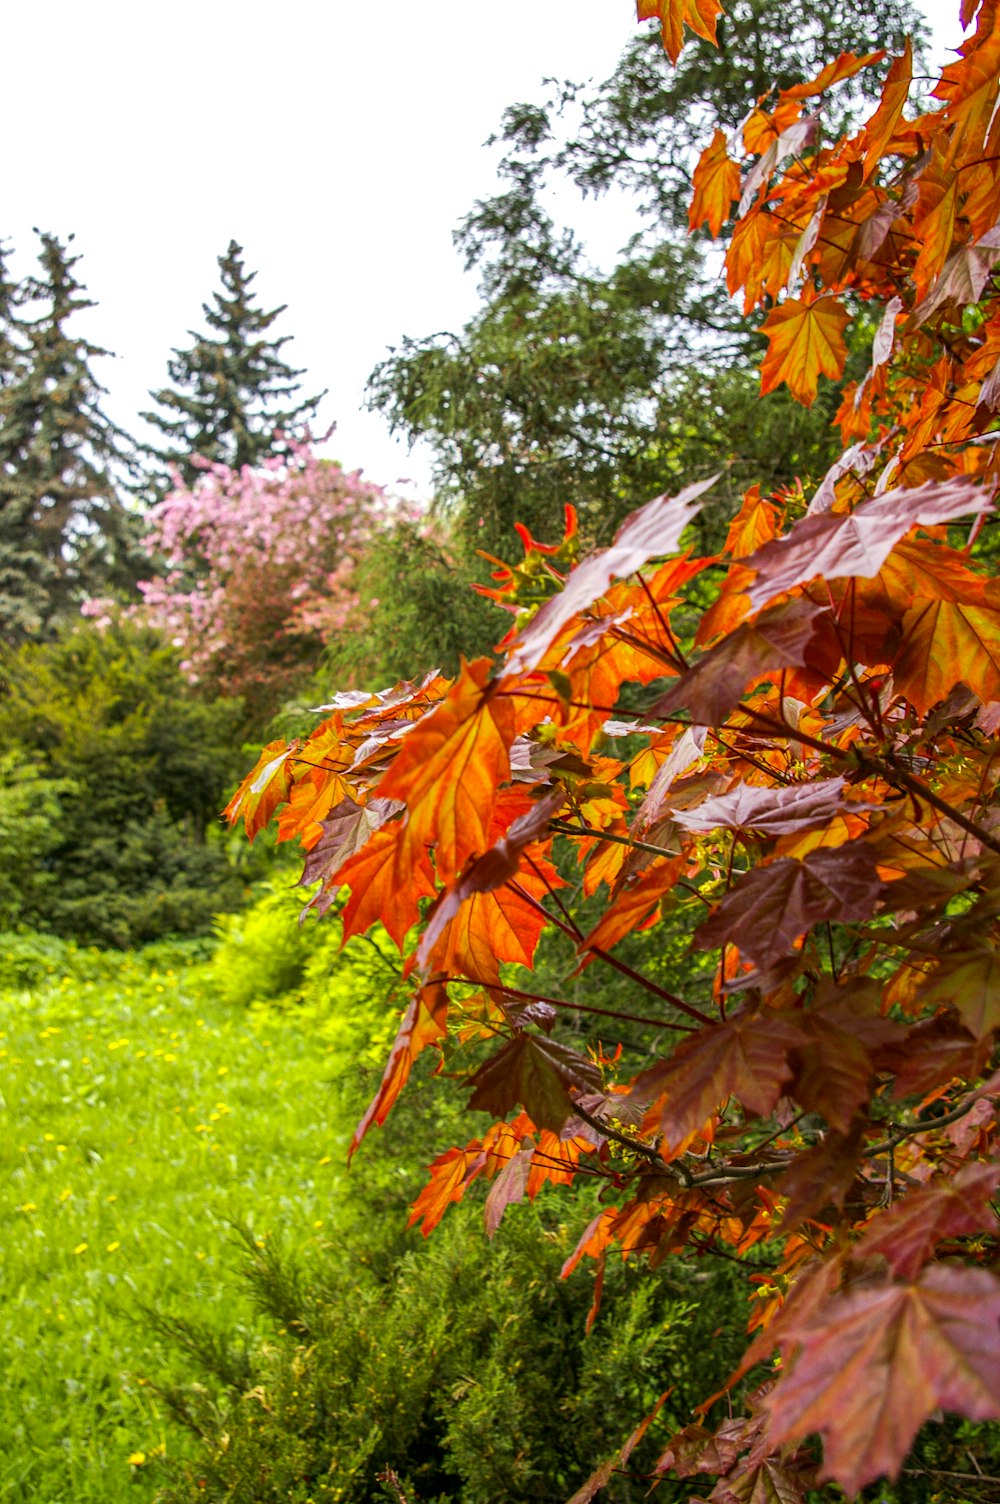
[135,439,391,723]
[368,0,926,564]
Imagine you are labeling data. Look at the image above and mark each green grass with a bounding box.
[0,939,356,1504]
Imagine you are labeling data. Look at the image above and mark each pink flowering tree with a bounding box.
[136,438,394,721]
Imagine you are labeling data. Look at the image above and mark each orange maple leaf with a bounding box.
[336,824,436,950]
[689,128,740,236]
[416,786,564,983]
[423,870,557,986]
[578,855,690,961]
[377,656,515,883]
[759,295,851,404]
[894,595,1000,714]
[935,4,1000,166]
[862,41,912,179]
[350,983,449,1159]
[222,739,298,841]
[407,1144,483,1236]
[911,170,960,301]
[636,0,723,63]
[781,50,884,101]
[724,486,782,558]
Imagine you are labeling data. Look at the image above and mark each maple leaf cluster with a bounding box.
[227,3,1000,1498]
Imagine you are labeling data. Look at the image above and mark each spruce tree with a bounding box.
[0,232,138,644]
[0,244,20,391]
[143,240,324,488]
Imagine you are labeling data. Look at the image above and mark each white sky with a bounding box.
[4,0,962,500]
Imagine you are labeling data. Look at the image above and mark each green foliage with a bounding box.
[142,240,325,491]
[153,1205,746,1504]
[0,935,365,1504]
[0,753,74,927]
[209,885,319,1011]
[145,898,749,1504]
[208,887,410,1095]
[0,621,246,946]
[369,248,698,557]
[0,927,215,989]
[324,519,499,685]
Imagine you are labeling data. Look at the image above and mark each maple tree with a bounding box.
[226,3,1000,1498]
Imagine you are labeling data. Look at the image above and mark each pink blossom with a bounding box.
[131,437,399,716]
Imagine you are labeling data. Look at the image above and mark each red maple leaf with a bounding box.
[745,478,993,612]
[764,1264,1000,1496]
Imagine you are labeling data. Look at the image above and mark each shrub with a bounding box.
[152,1208,747,1504]
[0,621,246,947]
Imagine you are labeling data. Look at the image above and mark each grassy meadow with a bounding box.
[0,927,359,1504]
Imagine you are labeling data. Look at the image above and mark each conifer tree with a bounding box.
[143,240,324,488]
[0,232,137,644]
[0,244,20,391]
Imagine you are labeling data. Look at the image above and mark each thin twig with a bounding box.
[508,880,715,1025]
[865,1093,989,1156]
[570,1102,668,1169]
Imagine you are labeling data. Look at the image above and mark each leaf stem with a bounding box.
[549,817,680,863]
[743,707,1000,860]
[865,1093,987,1155]
[508,880,714,1025]
[569,1101,666,1168]
[488,981,692,1033]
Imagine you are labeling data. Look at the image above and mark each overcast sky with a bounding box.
[5,0,960,499]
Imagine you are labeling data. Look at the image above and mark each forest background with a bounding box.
[3,1,999,1503]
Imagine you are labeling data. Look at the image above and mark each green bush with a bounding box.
[0,752,74,927]
[151,1207,747,1504]
[144,885,749,1503]
[209,885,319,1011]
[0,927,216,990]
[208,885,404,1065]
[0,621,248,947]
